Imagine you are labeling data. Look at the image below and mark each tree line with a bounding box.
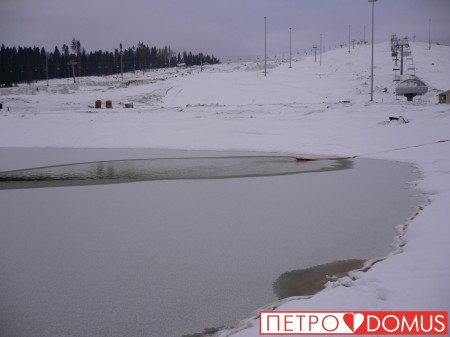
[0,38,220,87]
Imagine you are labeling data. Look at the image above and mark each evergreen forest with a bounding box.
[0,38,220,87]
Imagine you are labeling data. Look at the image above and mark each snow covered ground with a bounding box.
[1,41,449,336]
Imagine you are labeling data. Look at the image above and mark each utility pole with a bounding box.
[313,45,317,62]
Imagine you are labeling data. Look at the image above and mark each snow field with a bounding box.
[1,41,449,337]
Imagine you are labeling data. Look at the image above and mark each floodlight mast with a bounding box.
[369,0,378,102]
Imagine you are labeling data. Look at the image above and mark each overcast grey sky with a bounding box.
[1,0,449,61]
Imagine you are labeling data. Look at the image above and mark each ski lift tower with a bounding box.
[313,45,318,62]
[395,39,409,76]
[68,60,77,83]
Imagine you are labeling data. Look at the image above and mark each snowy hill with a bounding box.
[1,42,448,153]
[1,41,449,336]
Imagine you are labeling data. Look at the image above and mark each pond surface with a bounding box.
[0,154,350,190]
[0,148,420,337]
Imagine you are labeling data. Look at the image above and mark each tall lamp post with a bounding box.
[369,0,378,102]
[320,33,322,66]
[348,25,351,53]
[46,52,49,86]
[428,18,431,50]
[120,43,123,81]
[289,28,292,68]
[264,16,267,76]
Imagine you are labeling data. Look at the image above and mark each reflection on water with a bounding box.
[0,156,352,190]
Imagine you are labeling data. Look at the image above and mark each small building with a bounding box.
[438,90,450,104]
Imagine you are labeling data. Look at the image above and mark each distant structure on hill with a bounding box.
[395,78,428,102]
[438,90,450,104]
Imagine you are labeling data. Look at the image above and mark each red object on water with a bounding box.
[295,156,357,161]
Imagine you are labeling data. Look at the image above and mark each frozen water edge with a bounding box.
[217,202,428,337]
[217,147,450,337]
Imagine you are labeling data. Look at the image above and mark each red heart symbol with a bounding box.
[343,313,355,331]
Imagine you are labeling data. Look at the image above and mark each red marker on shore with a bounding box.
[295,156,356,161]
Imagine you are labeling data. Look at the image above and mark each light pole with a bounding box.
[200,53,203,72]
[46,52,49,86]
[348,25,351,53]
[320,33,322,66]
[264,16,267,76]
[289,28,292,68]
[369,0,377,102]
[428,18,431,50]
[120,43,123,81]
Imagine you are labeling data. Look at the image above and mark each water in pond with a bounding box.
[0,155,350,190]
[0,148,420,337]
